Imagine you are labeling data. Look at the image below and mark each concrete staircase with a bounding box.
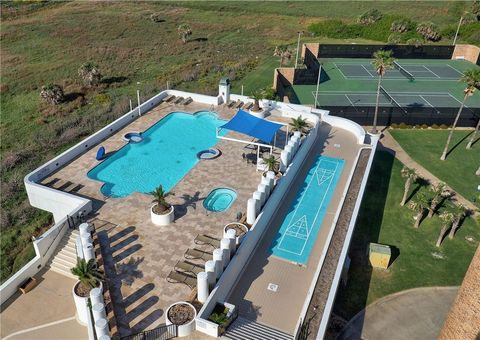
[222,317,292,340]
[47,229,79,279]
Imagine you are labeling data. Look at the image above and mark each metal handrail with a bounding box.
[41,215,71,257]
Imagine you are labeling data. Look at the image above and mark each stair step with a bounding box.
[53,256,76,268]
[223,317,292,340]
[57,251,77,262]
[49,263,76,279]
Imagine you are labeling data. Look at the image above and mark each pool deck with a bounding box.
[39,100,291,337]
[227,122,363,335]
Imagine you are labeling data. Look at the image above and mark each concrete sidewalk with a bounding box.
[338,286,458,340]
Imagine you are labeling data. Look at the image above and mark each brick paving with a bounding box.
[40,100,291,337]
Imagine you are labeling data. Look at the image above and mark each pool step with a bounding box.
[47,229,79,279]
[222,317,292,340]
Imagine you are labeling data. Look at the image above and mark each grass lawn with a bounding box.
[390,129,480,205]
[333,151,480,320]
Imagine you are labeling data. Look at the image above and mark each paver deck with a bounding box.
[227,123,363,334]
[39,100,291,337]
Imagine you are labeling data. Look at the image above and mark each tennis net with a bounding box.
[393,61,415,81]
[380,86,407,113]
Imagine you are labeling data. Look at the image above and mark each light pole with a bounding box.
[136,82,141,116]
[294,31,303,69]
[453,14,465,46]
[314,63,322,109]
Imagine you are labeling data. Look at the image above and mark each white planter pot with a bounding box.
[166,301,197,337]
[249,109,265,119]
[151,205,174,226]
[73,281,103,325]
[223,223,248,246]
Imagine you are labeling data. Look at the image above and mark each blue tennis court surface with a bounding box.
[270,155,344,265]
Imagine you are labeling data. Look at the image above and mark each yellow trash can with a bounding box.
[368,243,391,269]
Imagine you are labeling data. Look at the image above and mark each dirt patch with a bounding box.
[152,204,170,215]
[300,149,371,340]
[167,303,195,325]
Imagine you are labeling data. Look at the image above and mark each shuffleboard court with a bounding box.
[270,155,344,265]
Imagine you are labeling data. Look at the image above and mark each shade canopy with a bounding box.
[220,109,283,143]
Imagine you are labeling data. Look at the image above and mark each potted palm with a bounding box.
[166,301,197,337]
[289,116,309,136]
[249,89,266,118]
[151,185,175,226]
[71,259,103,325]
[261,155,279,175]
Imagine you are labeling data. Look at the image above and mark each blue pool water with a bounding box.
[88,111,226,197]
[203,188,237,212]
[270,155,345,265]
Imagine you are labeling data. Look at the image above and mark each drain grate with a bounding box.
[267,283,278,292]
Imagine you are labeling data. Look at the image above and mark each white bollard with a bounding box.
[90,287,104,306]
[280,150,288,172]
[81,234,93,247]
[83,242,95,262]
[292,135,300,151]
[294,131,301,138]
[261,176,272,196]
[285,144,294,163]
[266,171,276,187]
[220,238,231,268]
[79,223,92,236]
[95,318,109,338]
[226,229,236,257]
[205,260,216,290]
[213,249,223,279]
[92,303,107,321]
[197,272,209,303]
[98,336,111,340]
[247,198,257,225]
[253,191,264,211]
[258,183,269,202]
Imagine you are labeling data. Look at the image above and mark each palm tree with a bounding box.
[262,155,279,174]
[290,116,308,135]
[440,69,480,160]
[371,50,395,134]
[71,259,103,294]
[466,117,479,149]
[436,210,454,247]
[273,46,293,67]
[40,84,64,105]
[426,182,450,218]
[400,166,418,206]
[408,192,429,228]
[78,62,101,87]
[251,89,264,112]
[178,23,192,44]
[448,204,468,239]
[151,185,173,213]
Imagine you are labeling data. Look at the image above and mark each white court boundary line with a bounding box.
[275,159,340,257]
[423,65,441,78]
[360,64,375,78]
[3,316,77,340]
[446,63,464,76]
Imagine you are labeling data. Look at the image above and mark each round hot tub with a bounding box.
[123,132,143,143]
[197,148,221,160]
[203,188,237,212]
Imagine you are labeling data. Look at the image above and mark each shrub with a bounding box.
[391,18,414,33]
[421,124,428,129]
[358,9,382,25]
[78,62,101,87]
[390,123,399,129]
[40,84,64,105]
[388,33,402,44]
[406,37,424,47]
[472,0,480,20]
[150,13,165,23]
[398,122,410,129]
[262,87,277,100]
[439,124,449,129]
[416,22,441,41]
[94,93,111,106]
[431,123,440,129]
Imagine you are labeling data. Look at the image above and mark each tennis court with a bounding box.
[334,60,464,81]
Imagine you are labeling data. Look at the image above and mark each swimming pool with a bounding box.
[88,111,226,197]
[203,188,237,212]
[270,155,344,265]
